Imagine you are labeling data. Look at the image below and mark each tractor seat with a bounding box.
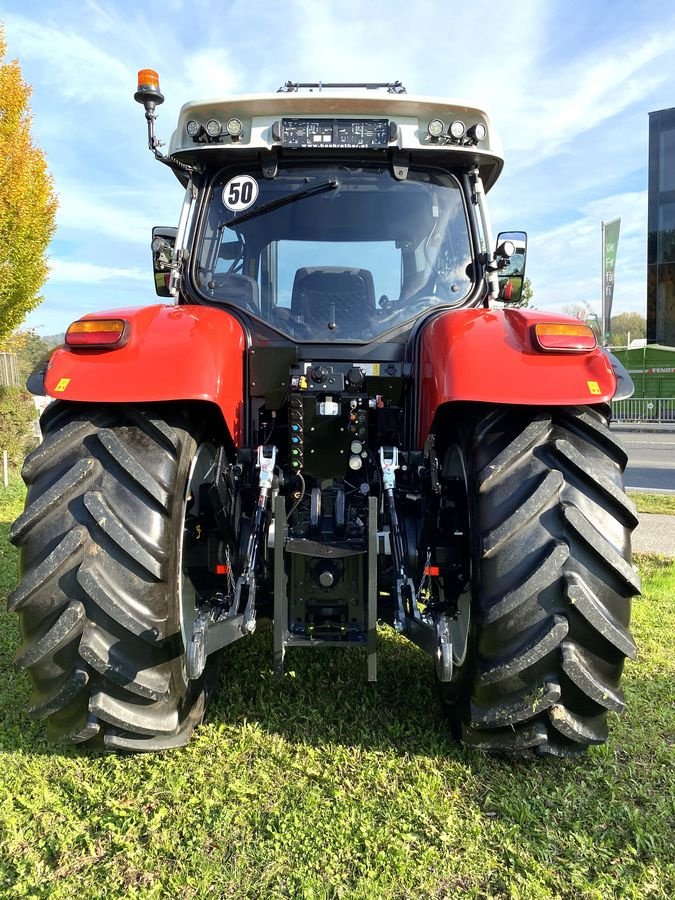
[290,267,375,337]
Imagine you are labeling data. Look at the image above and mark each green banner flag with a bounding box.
[602,218,621,343]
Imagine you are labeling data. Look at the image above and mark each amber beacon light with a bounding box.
[66,319,128,348]
[135,69,164,106]
[533,322,597,352]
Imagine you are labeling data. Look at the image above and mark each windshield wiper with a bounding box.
[222,178,340,229]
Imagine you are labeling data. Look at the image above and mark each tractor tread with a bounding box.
[28,667,89,718]
[47,699,101,744]
[567,575,637,659]
[11,458,98,543]
[14,601,86,669]
[470,679,561,728]
[483,469,563,556]
[553,438,638,527]
[97,429,170,510]
[562,505,641,593]
[21,418,97,482]
[461,720,549,752]
[477,413,551,488]
[7,528,87,612]
[477,615,569,685]
[83,490,164,579]
[89,688,180,736]
[79,624,171,701]
[482,542,569,624]
[77,560,166,643]
[561,639,625,712]
[548,703,609,744]
[556,407,628,468]
[124,409,181,455]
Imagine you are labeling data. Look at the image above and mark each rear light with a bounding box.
[66,319,128,348]
[533,323,597,352]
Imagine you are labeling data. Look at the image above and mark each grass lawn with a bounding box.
[1,477,674,899]
[629,492,675,515]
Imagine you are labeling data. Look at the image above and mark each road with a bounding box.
[614,430,675,493]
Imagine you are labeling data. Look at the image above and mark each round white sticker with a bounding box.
[223,175,259,212]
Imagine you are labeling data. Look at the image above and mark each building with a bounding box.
[647,107,675,346]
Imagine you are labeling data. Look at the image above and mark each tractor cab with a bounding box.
[138,75,512,346]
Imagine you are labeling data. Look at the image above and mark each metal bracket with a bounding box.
[187,609,209,680]
[379,446,399,489]
[261,151,278,179]
[391,151,409,181]
[435,616,453,683]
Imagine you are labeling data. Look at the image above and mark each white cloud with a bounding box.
[3,14,130,104]
[48,260,147,284]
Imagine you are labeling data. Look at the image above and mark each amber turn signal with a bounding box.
[66,319,128,348]
[533,322,597,352]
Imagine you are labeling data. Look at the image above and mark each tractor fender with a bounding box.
[43,304,246,445]
[417,308,616,442]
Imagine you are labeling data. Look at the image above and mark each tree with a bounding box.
[0,25,57,342]
[609,312,646,347]
[0,385,39,465]
[561,303,589,320]
[514,277,533,307]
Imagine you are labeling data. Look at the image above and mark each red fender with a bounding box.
[44,304,246,446]
[417,308,615,443]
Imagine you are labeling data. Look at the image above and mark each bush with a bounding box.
[0,385,39,467]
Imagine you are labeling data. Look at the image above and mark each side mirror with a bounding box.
[496,231,527,304]
[151,226,177,297]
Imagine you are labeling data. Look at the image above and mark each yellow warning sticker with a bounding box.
[54,378,71,392]
[587,380,601,395]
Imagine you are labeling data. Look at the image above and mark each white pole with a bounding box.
[3,451,8,488]
[601,220,606,346]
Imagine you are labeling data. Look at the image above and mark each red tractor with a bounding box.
[9,74,639,755]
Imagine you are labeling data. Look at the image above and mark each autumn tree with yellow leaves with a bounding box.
[0,24,57,343]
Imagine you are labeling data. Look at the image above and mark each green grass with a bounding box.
[629,491,675,515]
[2,480,675,898]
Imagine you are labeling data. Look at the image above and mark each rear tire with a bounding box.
[443,405,640,756]
[9,402,222,751]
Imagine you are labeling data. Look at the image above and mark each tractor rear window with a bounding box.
[195,164,473,342]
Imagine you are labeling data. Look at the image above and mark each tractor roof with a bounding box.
[168,91,504,190]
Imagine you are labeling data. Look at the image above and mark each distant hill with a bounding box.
[42,333,65,348]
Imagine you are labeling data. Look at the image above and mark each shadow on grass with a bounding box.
[207,622,465,759]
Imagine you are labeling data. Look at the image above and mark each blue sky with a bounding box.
[2,0,674,334]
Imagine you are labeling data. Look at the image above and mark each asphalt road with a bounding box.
[614,429,675,493]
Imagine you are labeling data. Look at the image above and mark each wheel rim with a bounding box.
[436,442,473,691]
[178,442,217,672]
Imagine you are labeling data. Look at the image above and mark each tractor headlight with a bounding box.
[449,120,466,140]
[205,119,222,138]
[428,118,445,139]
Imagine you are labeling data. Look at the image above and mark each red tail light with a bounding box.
[66,319,128,348]
[533,323,597,352]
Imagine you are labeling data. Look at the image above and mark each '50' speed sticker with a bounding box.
[223,175,259,212]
